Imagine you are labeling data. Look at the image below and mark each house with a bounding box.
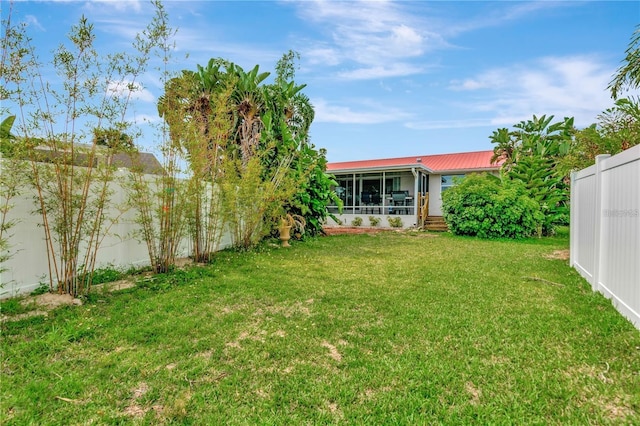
[325,150,501,229]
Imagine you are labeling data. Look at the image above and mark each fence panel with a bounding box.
[0,165,232,296]
[570,164,597,282]
[571,145,640,329]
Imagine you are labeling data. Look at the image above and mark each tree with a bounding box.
[558,97,640,175]
[609,24,640,100]
[156,51,335,249]
[490,115,574,235]
[156,63,235,262]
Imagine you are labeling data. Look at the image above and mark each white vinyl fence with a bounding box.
[570,145,640,329]
[0,164,232,297]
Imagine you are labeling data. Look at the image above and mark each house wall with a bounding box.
[325,213,415,229]
[570,146,640,329]
[428,174,443,216]
[400,174,414,194]
[427,171,500,217]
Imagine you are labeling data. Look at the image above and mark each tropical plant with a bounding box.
[153,51,326,250]
[269,51,340,235]
[351,217,363,227]
[157,61,235,263]
[490,115,574,235]
[598,97,640,152]
[369,216,381,227]
[287,146,342,235]
[609,24,640,99]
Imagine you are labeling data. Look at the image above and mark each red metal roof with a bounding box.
[326,150,501,173]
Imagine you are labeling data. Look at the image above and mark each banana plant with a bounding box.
[0,115,16,156]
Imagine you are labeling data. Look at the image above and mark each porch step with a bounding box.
[424,216,449,232]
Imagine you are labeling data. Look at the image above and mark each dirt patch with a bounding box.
[123,404,146,418]
[545,249,570,260]
[32,293,81,308]
[2,277,140,323]
[132,382,149,399]
[321,341,342,362]
[1,293,82,323]
[123,382,151,418]
[103,279,136,292]
[326,401,344,420]
[465,381,482,405]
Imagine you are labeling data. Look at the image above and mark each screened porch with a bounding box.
[328,169,429,216]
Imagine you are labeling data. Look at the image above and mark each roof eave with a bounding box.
[432,166,501,174]
[329,163,433,174]
[328,164,501,175]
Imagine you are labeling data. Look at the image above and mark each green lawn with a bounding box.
[2,230,639,424]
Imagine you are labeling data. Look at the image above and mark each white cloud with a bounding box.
[442,2,575,37]
[389,24,424,56]
[405,118,495,130]
[294,0,439,80]
[448,55,614,127]
[337,63,424,80]
[24,15,45,31]
[107,80,155,103]
[306,47,341,66]
[93,18,147,41]
[293,0,569,82]
[83,0,142,13]
[313,98,410,124]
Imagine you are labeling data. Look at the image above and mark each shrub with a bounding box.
[387,216,403,228]
[87,265,124,285]
[369,216,381,227]
[351,217,363,227]
[442,173,543,239]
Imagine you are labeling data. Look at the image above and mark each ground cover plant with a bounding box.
[1,231,639,424]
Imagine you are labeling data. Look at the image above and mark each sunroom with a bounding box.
[325,150,500,229]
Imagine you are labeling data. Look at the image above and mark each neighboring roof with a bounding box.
[112,152,164,175]
[327,150,501,174]
[19,148,164,175]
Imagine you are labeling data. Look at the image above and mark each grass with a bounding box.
[1,230,639,424]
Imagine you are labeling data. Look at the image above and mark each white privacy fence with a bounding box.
[0,164,232,297]
[570,145,640,329]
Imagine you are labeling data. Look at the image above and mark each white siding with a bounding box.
[428,174,443,216]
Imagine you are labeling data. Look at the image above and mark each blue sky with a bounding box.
[4,0,640,162]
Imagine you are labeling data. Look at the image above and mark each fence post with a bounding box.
[569,171,577,268]
[592,154,610,292]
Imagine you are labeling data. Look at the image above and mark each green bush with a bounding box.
[442,173,543,239]
[368,216,381,227]
[351,217,363,227]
